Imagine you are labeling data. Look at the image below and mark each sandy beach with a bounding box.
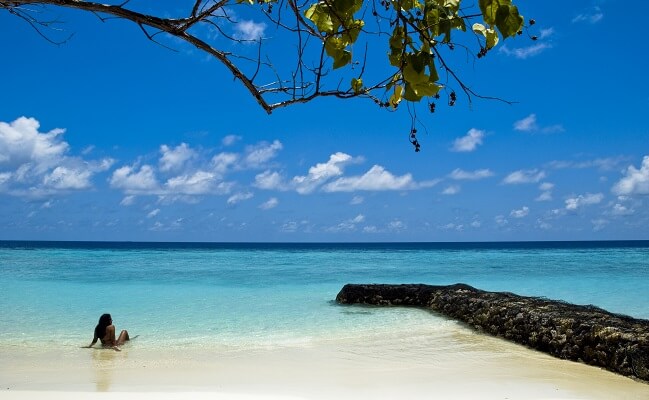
[2,325,649,400]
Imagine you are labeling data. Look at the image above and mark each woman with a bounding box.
[83,313,130,351]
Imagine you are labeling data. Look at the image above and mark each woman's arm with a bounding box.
[82,336,98,348]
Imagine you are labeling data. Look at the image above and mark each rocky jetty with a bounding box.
[336,283,649,382]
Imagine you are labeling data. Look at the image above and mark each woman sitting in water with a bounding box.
[83,313,130,351]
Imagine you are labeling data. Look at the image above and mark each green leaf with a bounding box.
[495,4,523,38]
[479,0,512,26]
[413,81,441,97]
[486,28,499,49]
[333,50,352,69]
[403,62,427,85]
[351,78,363,93]
[305,4,334,33]
[403,83,422,102]
[473,22,487,36]
[389,85,404,108]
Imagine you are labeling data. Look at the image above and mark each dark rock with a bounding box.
[336,283,649,382]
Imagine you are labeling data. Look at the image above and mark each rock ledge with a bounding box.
[336,283,649,382]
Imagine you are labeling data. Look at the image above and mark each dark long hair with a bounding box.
[94,313,112,339]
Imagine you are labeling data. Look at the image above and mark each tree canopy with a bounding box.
[2,0,533,149]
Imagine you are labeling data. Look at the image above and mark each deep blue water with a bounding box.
[1,241,647,349]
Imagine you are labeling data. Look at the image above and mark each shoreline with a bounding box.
[3,324,649,399]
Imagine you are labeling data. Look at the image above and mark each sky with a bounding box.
[1,1,648,242]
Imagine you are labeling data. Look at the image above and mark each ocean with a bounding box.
[1,241,648,352]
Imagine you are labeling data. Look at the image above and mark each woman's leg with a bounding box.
[116,330,130,346]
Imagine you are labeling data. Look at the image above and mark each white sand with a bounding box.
[2,327,648,399]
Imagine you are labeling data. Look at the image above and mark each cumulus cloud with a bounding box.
[547,157,627,171]
[165,170,225,195]
[244,140,282,168]
[612,156,649,196]
[159,143,195,172]
[327,214,365,232]
[350,195,364,205]
[513,114,538,132]
[514,114,564,134]
[449,168,494,180]
[565,193,604,211]
[536,182,554,201]
[611,203,634,216]
[211,152,239,175]
[254,170,286,190]
[227,191,253,205]
[502,169,546,184]
[259,197,278,210]
[442,185,460,195]
[222,135,242,146]
[573,7,603,24]
[451,128,485,152]
[120,195,136,206]
[510,206,530,218]
[234,20,266,41]
[292,152,357,194]
[499,43,551,59]
[323,165,414,192]
[147,208,160,218]
[0,116,113,196]
[110,165,159,193]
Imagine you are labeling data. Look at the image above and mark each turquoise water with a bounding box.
[1,241,648,350]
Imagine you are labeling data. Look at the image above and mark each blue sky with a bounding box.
[1,1,648,242]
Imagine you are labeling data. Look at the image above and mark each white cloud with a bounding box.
[495,215,508,226]
[211,152,239,175]
[147,208,160,218]
[539,182,554,191]
[536,182,554,201]
[612,156,649,196]
[573,7,603,24]
[388,219,405,231]
[259,197,278,210]
[350,195,364,205]
[110,165,159,193]
[536,191,553,202]
[539,28,555,40]
[502,169,546,184]
[165,170,223,195]
[120,195,136,206]
[323,165,414,192]
[470,220,481,228]
[442,185,460,195]
[449,168,494,180]
[43,166,93,190]
[451,128,485,152]
[227,191,253,205]
[514,114,538,132]
[514,114,563,134]
[293,152,356,194]
[234,20,267,41]
[592,218,608,232]
[441,223,464,231]
[499,43,551,59]
[222,135,242,146]
[565,193,604,211]
[159,143,195,172]
[611,203,634,216]
[510,206,530,218]
[327,214,366,232]
[244,140,282,168]
[0,116,113,196]
[254,170,286,190]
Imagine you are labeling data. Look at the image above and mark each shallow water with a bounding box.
[1,241,648,351]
